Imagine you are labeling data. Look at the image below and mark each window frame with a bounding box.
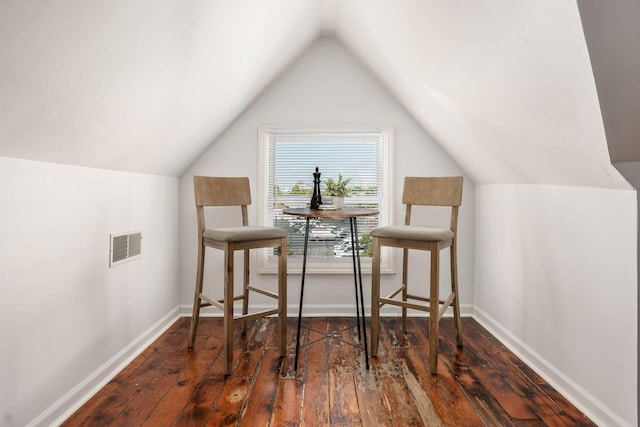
[257,124,394,274]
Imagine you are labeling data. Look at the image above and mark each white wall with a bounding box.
[613,161,640,426]
[474,184,637,427]
[0,157,180,426]
[179,38,475,315]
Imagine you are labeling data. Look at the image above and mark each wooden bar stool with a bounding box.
[188,176,287,376]
[370,176,463,374]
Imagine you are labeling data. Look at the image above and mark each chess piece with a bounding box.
[310,167,323,209]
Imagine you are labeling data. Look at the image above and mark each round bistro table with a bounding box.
[282,207,379,370]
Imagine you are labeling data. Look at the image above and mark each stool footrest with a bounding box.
[200,293,279,322]
[200,294,224,311]
[379,297,430,313]
[247,286,278,300]
[379,291,456,319]
[235,308,279,323]
[438,292,456,320]
[405,293,448,305]
[383,285,406,302]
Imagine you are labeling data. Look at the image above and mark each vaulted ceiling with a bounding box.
[578,0,640,165]
[0,0,635,189]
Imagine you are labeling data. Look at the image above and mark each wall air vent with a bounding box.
[109,230,142,267]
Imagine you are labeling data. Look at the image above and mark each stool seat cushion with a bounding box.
[203,226,287,242]
[371,225,453,242]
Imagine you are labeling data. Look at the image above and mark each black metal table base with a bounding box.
[295,320,368,354]
[294,217,369,370]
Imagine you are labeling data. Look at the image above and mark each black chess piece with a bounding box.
[310,167,323,209]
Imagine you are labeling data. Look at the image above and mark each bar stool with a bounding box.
[370,176,463,374]
[188,176,287,375]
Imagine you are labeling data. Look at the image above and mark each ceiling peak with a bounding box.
[320,0,337,36]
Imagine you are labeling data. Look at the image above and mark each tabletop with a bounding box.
[282,207,378,219]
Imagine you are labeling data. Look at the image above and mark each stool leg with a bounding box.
[242,249,250,335]
[371,237,381,357]
[451,241,463,347]
[278,240,287,357]
[401,248,409,333]
[188,243,205,347]
[429,247,439,374]
[224,247,235,376]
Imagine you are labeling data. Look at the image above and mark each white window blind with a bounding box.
[258,126,394,274]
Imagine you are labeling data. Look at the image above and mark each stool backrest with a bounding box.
[194,176,252,207]
[402,176,463,230]
[402,177,463,207]
[193,176,252,229]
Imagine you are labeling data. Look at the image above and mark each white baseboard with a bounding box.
[472,306,630,427]
[32,307,180,427]
[178,303,475,318]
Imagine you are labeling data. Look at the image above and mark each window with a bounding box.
[257,125,394,273]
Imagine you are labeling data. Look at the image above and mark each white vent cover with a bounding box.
[109,230,142,267]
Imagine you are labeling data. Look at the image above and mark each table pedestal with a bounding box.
[283,208,378,371]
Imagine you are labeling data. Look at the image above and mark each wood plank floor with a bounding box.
[62,317,595,426]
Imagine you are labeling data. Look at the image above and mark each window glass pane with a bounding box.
[258,126,393,273]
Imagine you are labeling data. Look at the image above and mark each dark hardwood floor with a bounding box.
[62,317,595,426]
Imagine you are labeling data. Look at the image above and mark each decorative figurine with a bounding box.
[310,166,323,209]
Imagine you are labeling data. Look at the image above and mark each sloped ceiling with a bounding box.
[0,0,631,189]
[333,0,628,188]
[0,0,320,176]
[578,0,640,164]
